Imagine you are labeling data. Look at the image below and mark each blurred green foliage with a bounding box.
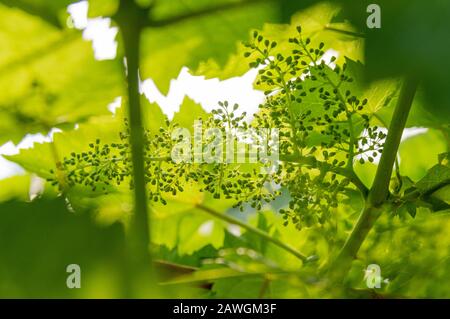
[0,0,449,298]
[0,198,127,298]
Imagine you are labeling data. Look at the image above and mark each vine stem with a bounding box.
[195,203,309,263]
[114,0,152,285]
[329,77,419,281]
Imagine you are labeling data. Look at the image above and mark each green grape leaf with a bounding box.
[172,97,209,130]
[152,184,234,255]
[398,129,447,182]
[141,98,168,135]
[87,0,119,18]
[408,153,450,210]
[431,186,450,206]
[415,164,450,195]
[212,274,312,298]
[0,4,124,144]
[375,89,450,129]
[397,153,450,214]
[140,0,281,94]
[353,161,377,189]
[212,277,268,298]
[404,201,417,218]
[332,0,450,120]
[4,114,124,179]
[199,2,363,81]
[86,0,326,94]
[0,175,31,202]
[280,0,450,125]
[163,267,253,286]
[0,0,74,28]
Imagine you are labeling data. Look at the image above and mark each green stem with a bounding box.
[330,77,419,281]
[196,203,308,263]
[324,26,366,38]
[369,78,418,206]
[393,155,402,194]
[49,140,67,193]
[115,0,150,267]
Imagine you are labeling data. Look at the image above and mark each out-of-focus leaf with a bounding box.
[400,153,450,212]
[0,0,73,28]
[151,183,234,255]
[162,267,251,285]
[211,272,311,298]
[415,164,450,195]
[360,211,450,298]
[140,0,281,94]
[280,0,450,123]
[88,0,329,94]
[399,129,447,182]
[0,198,126,298]
[141,98,168,135]
[172,97,208,130]
[5,114,123,179]
[329,0,450,120]
[87,0,119,18]
[0,175,30,202]
[0,4,123,144]
[375,90,450,129]
[432,186,450,206]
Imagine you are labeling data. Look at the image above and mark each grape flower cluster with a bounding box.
[50,26,384,230]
